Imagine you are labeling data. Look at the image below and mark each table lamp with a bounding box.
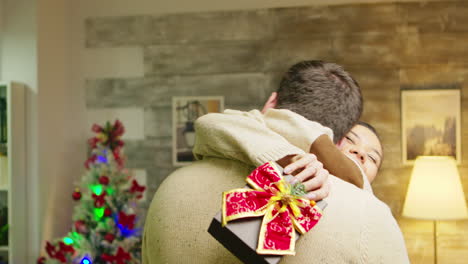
[402,156,468,264]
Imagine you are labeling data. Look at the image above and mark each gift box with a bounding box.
[208,162,327,264]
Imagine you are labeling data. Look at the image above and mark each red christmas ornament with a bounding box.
[113,147,124,168]
[92,123,103,133]
[99,175,110,185]
[130,179,146,199]
[92,192,107,208]
[112,120,125,138]
[88,137,100,149]
[102,247,131,264]
[116,139,124,147]
[118,211,136,230]
[72,189,82,201]
[37,256,46,264]
[84,155,97,169]
[101,253,114,263]
[114,247,131,264]
[104,233,115,243]
[58,242,75,254]
[74,220,88,234]
[45,242,74,263]
[45,242,55,257]
[104,207,112,217]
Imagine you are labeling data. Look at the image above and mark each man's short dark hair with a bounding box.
[276,60,363,143]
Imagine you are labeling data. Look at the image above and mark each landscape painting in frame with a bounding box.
[401,89,461,164]
[172,96,224,166]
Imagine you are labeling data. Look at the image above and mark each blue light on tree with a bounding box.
[80,256,92,264]
[97,155,108,164]
[96,149,108,164]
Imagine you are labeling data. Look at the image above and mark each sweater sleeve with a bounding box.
[361,200,410,264]
[263,108,334,151]
[193,109,316,166]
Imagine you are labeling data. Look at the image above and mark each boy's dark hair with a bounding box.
[276,60,362,143]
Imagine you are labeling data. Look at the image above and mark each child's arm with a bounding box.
[193,109,307,166]
[309,135,364,189]
[262,109,363,188]
[193,109,364,189]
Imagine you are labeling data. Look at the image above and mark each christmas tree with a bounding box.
[38,120,146,264]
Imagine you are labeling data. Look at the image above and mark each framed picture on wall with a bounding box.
[401,88,461,164]
[172,96,224,166]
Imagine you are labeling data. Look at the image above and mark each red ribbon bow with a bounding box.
[89,120,125,151]
[222,162,323,255]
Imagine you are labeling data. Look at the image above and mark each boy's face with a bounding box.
[338,125,383,183]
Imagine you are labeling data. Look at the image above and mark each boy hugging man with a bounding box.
[143,61,409,264]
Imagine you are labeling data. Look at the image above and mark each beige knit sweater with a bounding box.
[142,109,409,264]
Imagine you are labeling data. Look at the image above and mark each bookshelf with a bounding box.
[0,82,26,264]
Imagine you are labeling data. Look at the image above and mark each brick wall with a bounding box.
[84,1,468,262]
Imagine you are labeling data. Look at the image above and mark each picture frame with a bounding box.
[172,96,224,166]
[401,88,461,164]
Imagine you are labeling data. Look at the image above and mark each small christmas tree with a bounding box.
[38,120,146,264]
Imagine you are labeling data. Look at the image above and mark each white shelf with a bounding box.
[0,82,27,263]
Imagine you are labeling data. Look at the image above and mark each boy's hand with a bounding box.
[282,153,330,201]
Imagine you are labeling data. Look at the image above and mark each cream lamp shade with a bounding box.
[402,156,468,220]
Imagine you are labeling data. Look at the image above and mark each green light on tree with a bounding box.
[106,187,115,196]
[94,208,105,220]
[63,237,74,245]
[91,185,103,196]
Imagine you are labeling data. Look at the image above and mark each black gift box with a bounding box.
[208,173,327,264]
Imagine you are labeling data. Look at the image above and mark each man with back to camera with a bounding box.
[142,60,409,264]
